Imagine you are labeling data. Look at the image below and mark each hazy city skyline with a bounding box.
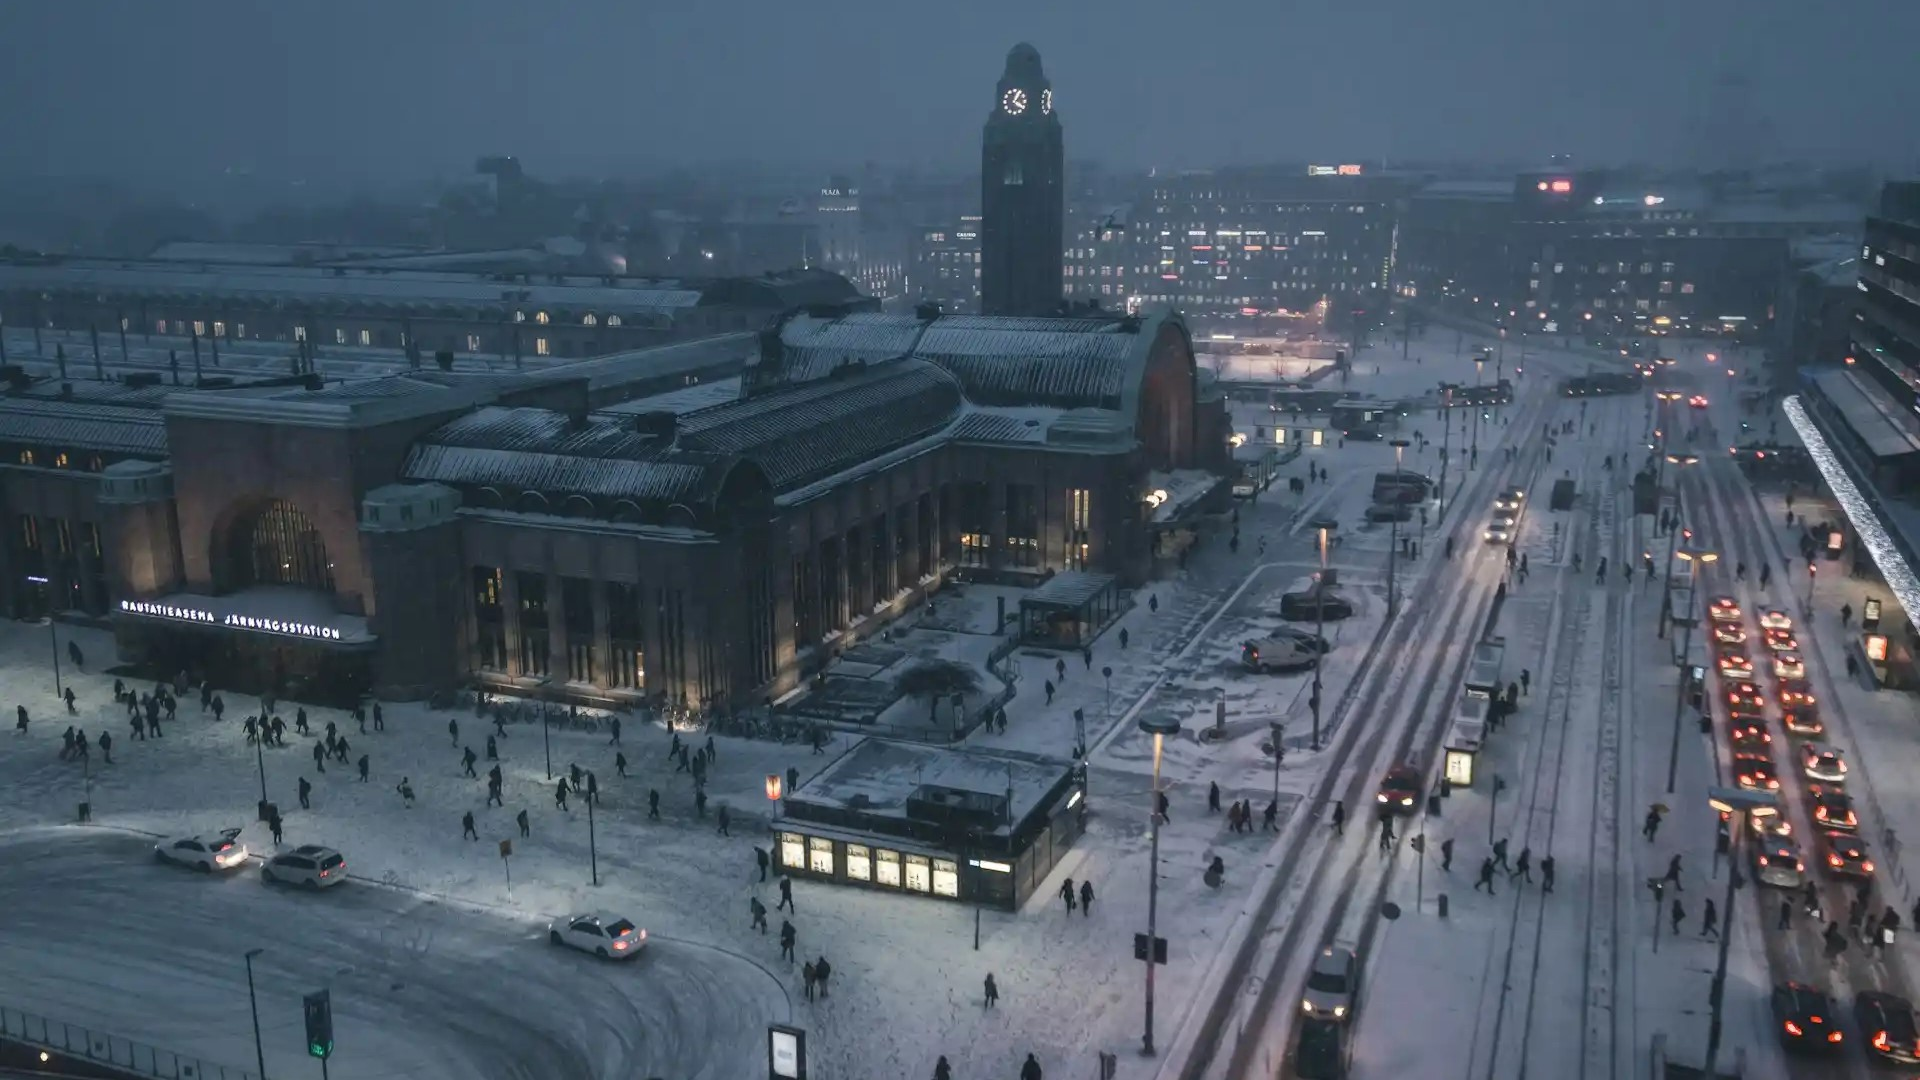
[2,0,1917,193]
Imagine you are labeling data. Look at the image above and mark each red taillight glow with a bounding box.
[1830,854,1844,866]
[613,940,628,950]
[1864,861,1875,872]
[1874,1030,1889,1049]
[1828,1031,1844,1043]
[319,870,329,877]
[1786,1021,1803,1036]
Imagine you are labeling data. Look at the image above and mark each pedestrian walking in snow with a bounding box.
[1843,603,1854,628]
[615,751,627,778]
[1778,899,1793,930]
[357,754,369,782]
[1079,880,1094,916]
[354,705,366,734]
[243,716,258,743]
[1208,781,1222,813]
[1701,899,1719,939]
[295,708,309,736]
[934,1056,952,1080]
[1643,806,1663,841]
[569,762,584,790]
[778,875,796,912]
[1157,790,1170,821]
[1850,896,1867,935]
[268,811,283,845]
[1474,857,1496,893]
[1120,628,1130,649]
[1378,815,1395,851]
[1060,878,1077,914]
[1044,679,1054,706]
[334,735,350,763]
[757,846,770,881]
[717,805,732,836]
[695,787,708,817]
[1331,799,1345,835]
[462,811,478,840]
[1055,657,1066,682]
[1670,899,1686,935]
[373,702,384,731]
[609,717,622,745]
[487,778,503,808]
[555,778,570,810]
[397,777,416,807]
[1441,837,1455,872]
[211,696,225,722]
[516,809,529,837]
[779,920,797,963]
[297,776,312,810]
[586,771,599,805]
[1760,564,1771,588]
[750,896,768,933]
[1540,855,1555,893]
[1511,847,1532,883]
[486,735,498,761]
[1022,1054,1043,1080]
[14,705,26,735]
[648,788,661,820]
[98,731,112,763]
[1492,837,1510,871]
[447,717,459,746]
[310,741,326,773]
[131,713,145,740]
[64,687,75,714]
[1263,800,1278,830]
[1824,921,1848,961]
[1227,801,1243,833]
[802,961,817,1001]
[984,972,1000,1007]
[1520,669,1531,695]
[1663,854,1683,891]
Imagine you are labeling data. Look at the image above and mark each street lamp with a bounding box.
[1388,439,1410,613]
[1703,787,1779,1080]
[1311,516,1338,750]
[1471,356,1485,464]
[1666,545,1719,793]
[1138,715,1182,1057]
[1653,391,1684,488]
[243,948,269,1080]
[41,616,62,700]
[1436,384,1454,524]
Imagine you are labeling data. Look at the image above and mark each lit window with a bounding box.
[234,323,245,338]
[119,316,129,332]
[536,337,550,357]
[18,450,33,465]
[335,328,347,345]
[192,321,206,337]
[607,315,622,327]
[1680,283,1695,295]
[582,313,597,327]
[358,329,372,346]
[54,452,69,469]
[513,311,526,323]
[466,334,481,351]
[535,312,550,325]
[1659,281,1674,294]
[212,321,225,337]
[294,325,307,342]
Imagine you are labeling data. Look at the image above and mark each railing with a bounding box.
[0,1003,258,1080]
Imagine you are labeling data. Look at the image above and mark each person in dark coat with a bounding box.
[97,730,112,763]
[486,735,499,761]
[1207,780,1221,814]
[1540,855,1555,893]
[1441,837,1454,872]
[1474,857,1496,894]
[1059,878,1077,914]
[1701,899,1719,939]
[1331,799,1345,834]
[779,920,797,963]
[717,804,732,836]
[14,705,25,734]
[397,777,416,807]
[984,973,1000,1008]
[297,776,312,810]
[516,809,530,837]
[1670,899,1686,935]
[1021,1053,1043,1080]
[555,777,570,810]
[749,896,768,933]
[311,742,326,773]
[756,846,770,881]
[1079,879,1094,916]
[648,788,661,820]
[934,1055,953,1080]
[802,961,818,1001]
[462,746,478,778]
[447,717,460,746]
[813,956,831,997]
[358,754,370,782]
[778,875,796,912]
[462,811,478,840]
[268,811,284,845]
[615,751,628,778]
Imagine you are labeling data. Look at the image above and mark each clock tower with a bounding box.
[980,43,1064,318]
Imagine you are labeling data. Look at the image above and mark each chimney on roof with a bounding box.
[914,301,943,322]
[58,382,73,400]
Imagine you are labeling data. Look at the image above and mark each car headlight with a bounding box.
[1302,999,1315,1013]
[1333,1005,1347,1018]
[1401,797,1414,806]
[1376,793,1389,803]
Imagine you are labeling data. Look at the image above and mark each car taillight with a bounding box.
[1758,855,1768,866]
[613,940,628,950]
[1874,1030,1889,1049]
[1830,854,1844,866]
[319,870,328,877]
[1785,1021,1803,1036]
[1828,1031,1844,1043]
[1795,861,1804,872]
[1864,861,1876,872]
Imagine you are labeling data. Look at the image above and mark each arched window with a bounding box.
[607,315,623,327]
[241,501,334,592]
[582,313,598,327]
[535,311,550,325]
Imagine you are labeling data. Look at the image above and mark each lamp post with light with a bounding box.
[243,948,268,1080]
[1388,439,1410,613]
[1310,516,1338,750]
[1138,715,1182,1057]
[1666,545,1718,793]
[1704,787,1779,1079]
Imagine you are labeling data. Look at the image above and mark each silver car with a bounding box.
[1753,836,1805,888]
[261,844,348,889]
[1301,945,1360,1021]
[154,828,249,873]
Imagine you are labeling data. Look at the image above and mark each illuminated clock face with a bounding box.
[1041,89,1053,114]
[1001,88,1028,116]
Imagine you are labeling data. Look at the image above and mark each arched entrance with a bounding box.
[219,499,336,594]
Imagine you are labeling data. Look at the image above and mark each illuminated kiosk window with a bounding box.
[904,854,932,893]
[932,858,960,898]
[807,836,834,875]
[1310,429,1325,447]
[779,832,805,870]
[845,844,872,882]
[875,849,902,887]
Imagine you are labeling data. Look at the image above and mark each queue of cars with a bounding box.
[1708,598,1920,1061]
[153,831,648,964]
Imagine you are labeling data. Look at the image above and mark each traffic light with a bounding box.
[303,990,333,1060]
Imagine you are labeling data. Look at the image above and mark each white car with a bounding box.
[261,844,348,889]
[1494,488,1526,511]
[549,913,647,959]
[1773,653,1806,679]
[1485,516,1515,544]
[1760,609,1793,631]
[154,828,249,873]
[1802,743,1848,783]
[1301,944,1359,1021]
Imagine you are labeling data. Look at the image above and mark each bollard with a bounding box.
[1427,794,1442,816]
[1440,776,1453,798]
[1437,893,1449,918]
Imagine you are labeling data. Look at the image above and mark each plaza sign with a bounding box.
[1307,164,1364,177]
[119,599,345,641]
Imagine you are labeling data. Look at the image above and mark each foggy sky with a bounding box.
[1,0,1915,191]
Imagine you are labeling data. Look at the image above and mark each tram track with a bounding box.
[1196,388,1561,1080]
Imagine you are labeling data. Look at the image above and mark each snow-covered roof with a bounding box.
[786,737,1075,840]
[599,376,744,417]
[0,398,169,456]
[403,407,727,503]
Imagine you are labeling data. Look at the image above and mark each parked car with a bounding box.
[1376,765,1423,813]
[1772,982,1842,1052]
[1280,590,1355,621]
[1752,835,1806,887]
[1808,785,1857,831]
[1854,991,1920,1064]
[261,845,347,890]
[1243,637,1318,674]
[547,912,647,960]
[1300,945,1359,1021]
[1801,744,1848,783]
[153,828,249,873]
[1708,596,1742,622]
[1820,831,1874,878]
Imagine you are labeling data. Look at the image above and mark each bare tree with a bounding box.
[893,660,982,724]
